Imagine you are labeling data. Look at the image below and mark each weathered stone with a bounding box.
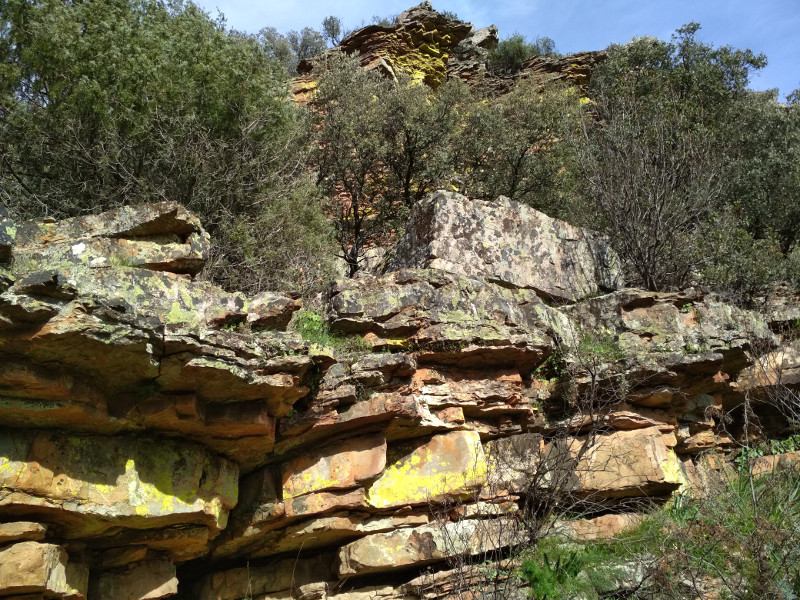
[555,513,643,540]
[258,513,431,557]
[386,192,623,302]
[564,289,773,376]
[366,430,486,509]
[298,1,472,88]
[0,431,237,546]
[337,518,518,576]
[95,546,148,569]
[750,451,800,476]
[0,522,47,545]
[89,524,211,564]
[282,435,387,499]
[13,202,209,276]
[736,337,800,394]
[329,269,564,370]
[284,488,368,518]
[90,558,177,600]
[573,427,686,498]
[0,542,87,599]
[197,556,334,600]
[246,292,300,331]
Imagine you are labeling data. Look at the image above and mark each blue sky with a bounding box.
[196,0,800,101]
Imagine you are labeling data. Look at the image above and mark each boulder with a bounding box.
[0,541,88,599]
[385,192,623,302]
[573,427,686,498]
[89,558,178,600]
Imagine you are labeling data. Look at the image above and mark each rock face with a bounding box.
[385,191,624,302]
[0,198,787,600]
[298,1,472,88]
[292,2,605,102]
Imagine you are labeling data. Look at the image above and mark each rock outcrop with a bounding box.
[297,1,472,91]
[292,2,605,103]
[0,195,790,600]
[385,191,623,302]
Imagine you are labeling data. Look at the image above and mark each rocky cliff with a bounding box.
[0,195,795,600]
[292,2,604,103]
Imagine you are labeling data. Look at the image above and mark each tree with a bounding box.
[259,26,297,74]
[311,54,393,276]
[574,92,722,291]
[456,80,580,217]
[380,76,468,210]
[321,15,342,46]
[311,55,467,275]
[0,0,334,294]
[724,90,800,255]
[573,23,768,292]
[287,26,326,62]
[488,33,558,75]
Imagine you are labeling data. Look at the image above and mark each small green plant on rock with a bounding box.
[578,331,625,363]
[291,308,371,352]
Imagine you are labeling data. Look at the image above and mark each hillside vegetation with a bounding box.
[1,0,798,301]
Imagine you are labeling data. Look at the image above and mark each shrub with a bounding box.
[0,0,333,294]
[488,34,557,75]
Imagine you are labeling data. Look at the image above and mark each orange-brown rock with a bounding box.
[366,430,486,509]
[282,435,387,499]
[574,427,686,499]
[89,558,177,600]
[0,522,48,545]
[298,2,472,89]
[0,541,88,599]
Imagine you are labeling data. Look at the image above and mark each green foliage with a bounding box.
[531,348,566,383]
[456,81,580,215]
[734,433,800,471]
[573,23,772,292]
[219,176,336,295]
[519,538,630,600]
[724,90,800,255]
[321,15,342,46]
[380,77,469,209]
[0,0,334,295]
[488,33,557,75]
[370,14,397,27]
[578,332,625,363]
[521,543,587,600]
[287,27,326,61]
[541,468,800,600]
[695,209,788,305]
[291,308,370,352]
[311,55,467,275]
[258,26,298,74]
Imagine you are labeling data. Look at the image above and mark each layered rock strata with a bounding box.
[292,2,605,104]
[0,196,793,600]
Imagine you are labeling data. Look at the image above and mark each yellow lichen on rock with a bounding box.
[366,430,487,509]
